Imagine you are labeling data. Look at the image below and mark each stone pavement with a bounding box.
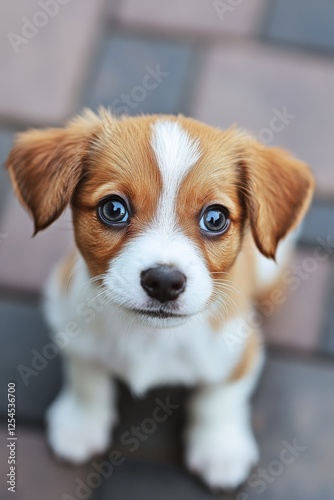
[0,1,333,499]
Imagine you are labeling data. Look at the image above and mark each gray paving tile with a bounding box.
[86,35,195,116]
[112,384,187,463]
[0,426,90,500]
[0,196,74,292]
[249,355,334,500]
[324,318,334,355]
[299,199,334,247]
[264,248,331,352]
[321,271,334,355]
[113,0,267,37]
[0,301,61,422]
[0,131,12,159]
[264,0,334,52]
[0,0,105,125]
[0,131,13,220]
[95,460,216,500]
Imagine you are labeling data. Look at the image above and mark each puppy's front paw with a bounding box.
[185,421,259,490]
[46,391,116,464]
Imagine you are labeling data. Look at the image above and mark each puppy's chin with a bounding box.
[125,307,192,329]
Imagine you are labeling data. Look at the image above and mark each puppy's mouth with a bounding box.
[130,307,189,320]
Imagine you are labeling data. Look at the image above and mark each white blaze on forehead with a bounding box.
[151,120,201,235]
[151,120,201,192]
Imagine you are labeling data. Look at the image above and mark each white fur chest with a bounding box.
[93,313,244,394]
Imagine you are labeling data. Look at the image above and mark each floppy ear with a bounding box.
[240,139,315,259]
[5,110,101,234]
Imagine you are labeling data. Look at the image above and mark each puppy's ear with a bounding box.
[5,110,101,234]
[240,139,315,259]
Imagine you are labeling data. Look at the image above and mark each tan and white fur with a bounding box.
[6,110,314,490]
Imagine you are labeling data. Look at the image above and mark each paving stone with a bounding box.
[0,301,61,422]
[0,0,105,125]
[0,195,74,291]
[264,0,334,52]
[112,384,187,463]
[0,132,12,162]
[248,355,334,500]
[0,132,13,220]
[299,199,334,246]
[112,0,267,37]
[321,270,334,355]
[0,426,90,500]
[95,460,215,500]
[263,248,332,351]
[86,35,195,116]
[192,42,334,196]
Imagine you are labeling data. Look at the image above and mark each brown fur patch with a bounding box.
[240,141,315,259]
[228,331,260,383]
[208,232,258,332]
[5,110,101,233]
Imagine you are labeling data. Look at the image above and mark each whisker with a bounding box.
[66,262,86,299]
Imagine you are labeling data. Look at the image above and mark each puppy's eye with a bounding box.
[98,196,130,226]
[199,205,230,234]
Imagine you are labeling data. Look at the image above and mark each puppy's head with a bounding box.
[6,110,314,327]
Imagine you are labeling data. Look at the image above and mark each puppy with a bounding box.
[6,110,314,490]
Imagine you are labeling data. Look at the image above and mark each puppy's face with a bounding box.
[6,111,314,327]
[72,117,247,326]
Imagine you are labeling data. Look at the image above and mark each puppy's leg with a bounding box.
[185,334,264,490]
[46,354,117,464]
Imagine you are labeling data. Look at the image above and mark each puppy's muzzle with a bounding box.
[140,265,186,303]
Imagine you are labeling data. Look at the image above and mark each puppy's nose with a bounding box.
[140,266,186,303]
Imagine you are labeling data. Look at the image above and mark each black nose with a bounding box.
[140,266,186,303]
